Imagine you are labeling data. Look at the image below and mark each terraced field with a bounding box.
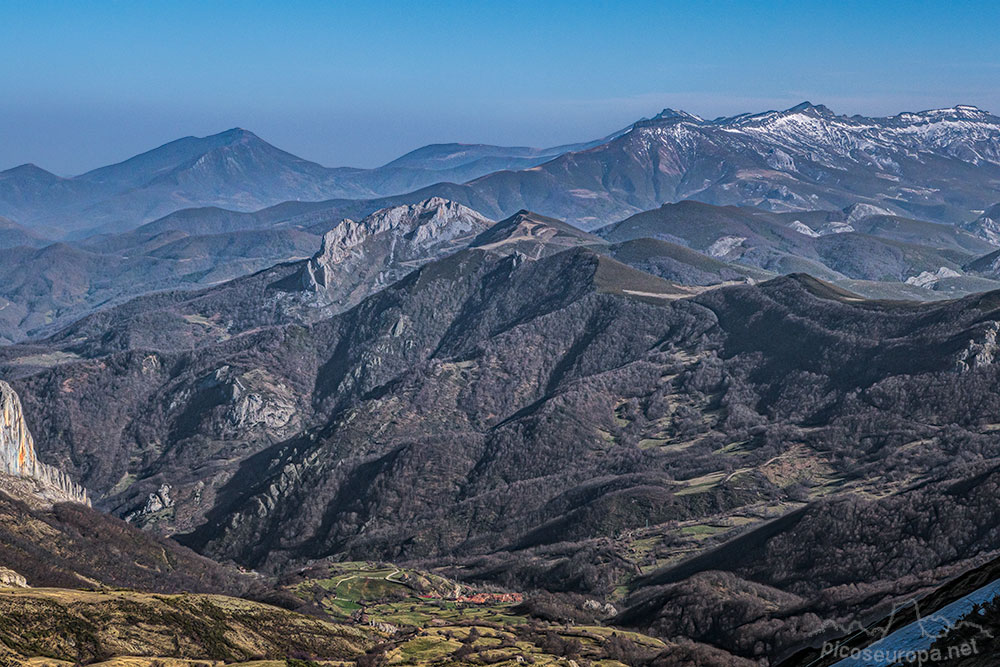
[281,562,673,665]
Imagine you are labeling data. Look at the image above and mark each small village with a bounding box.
[418,591,524,605]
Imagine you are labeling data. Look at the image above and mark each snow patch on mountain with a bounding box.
[712,104,1000,169]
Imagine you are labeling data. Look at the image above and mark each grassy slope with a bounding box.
[0,588,373,665]
[277,561,738,666]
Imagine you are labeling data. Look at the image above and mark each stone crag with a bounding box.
[301,197,492,305]
[0,566,27,588]
[0,380,89,506]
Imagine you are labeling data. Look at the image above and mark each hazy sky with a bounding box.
[3,0,999,174]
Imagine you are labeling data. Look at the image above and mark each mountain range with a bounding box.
[0,127,621,237]
[412,103,1000,229]
[2,101,998,348]
[4,194,1000,662]
[5,194,1000,346]
[5,102,1000,665]
[3,103,999,239]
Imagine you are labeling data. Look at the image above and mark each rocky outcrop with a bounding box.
[963,203,1000,246]
[843,202,896,224]
[582,599,618,617]
[956,321,1000,372]
[0,566,27,588]
[905,266,962,288]
[302,197,492,297]
[125,483,175,524]
[223,368,297,433]
[0,380,89,505]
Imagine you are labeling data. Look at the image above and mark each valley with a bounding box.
[4,99,1000,666]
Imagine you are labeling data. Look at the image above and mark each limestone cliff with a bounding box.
[0,566,27,588]
[0,380,89,505]
[301,198,493,307]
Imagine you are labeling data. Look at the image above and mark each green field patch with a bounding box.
[393,634,462,663]
[674,471,725,495]
[679,523,726,538]
[714,440,751,455]
[5,351,82,368]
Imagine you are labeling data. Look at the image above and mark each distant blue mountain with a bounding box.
[0,127,621,236]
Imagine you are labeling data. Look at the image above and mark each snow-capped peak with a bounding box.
[696,100,1000,170]
[651,108,703,123]
[786,101,835,116]
[907,105,989,117]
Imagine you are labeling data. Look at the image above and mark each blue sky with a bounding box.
[2,0,999,174]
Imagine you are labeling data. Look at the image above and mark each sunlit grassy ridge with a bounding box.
[0,588,372,665]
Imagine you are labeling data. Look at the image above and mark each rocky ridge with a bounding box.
[299,197,493,308]
[0,566,27,588]
[306,197,491,278]
[402,103,1000,228]
[963,202,1000,245]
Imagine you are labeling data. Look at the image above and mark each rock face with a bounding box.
[842,202,895,224]
[301,197,493,309]
[307,197,491,278]
[963,203,1000,245]
[956,321,1000,371]
[905,266,963,288]
[0,566,27,588]
[0,380,88,505]
[125,483,175,524]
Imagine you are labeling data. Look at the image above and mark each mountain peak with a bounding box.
[787,101,834,116]
[305,198,492,287]
[897,105,995,122]
[357,197,491,235]
[1,163,61,180]
[471,209,605,257]
[842,202,896,223]
[191,128,269,154]
[214,127,260,142]
[651,108,702,123]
